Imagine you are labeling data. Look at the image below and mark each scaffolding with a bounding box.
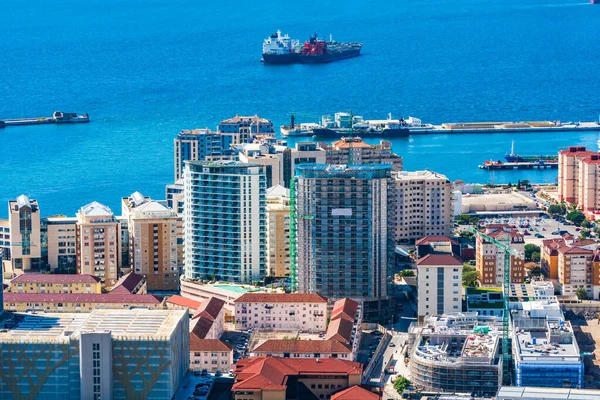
[289,177,297,292]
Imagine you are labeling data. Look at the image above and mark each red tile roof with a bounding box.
[253,339,352,354]
[3,292,162,304]
[325,318,354,345]
[189,337,233,352]
[10,274,101,285]
[331,298,359,323]
[415,236,458,246]
[331,139,373,149]
[109,272,145,294]
[193,297,225,321]
[191,317,215,340]
[331,385,381,400]
[559,146,595,157]
[417,253,463,266]
[234,293,328,304]
[166,295,201,309]
[232,357,362,391]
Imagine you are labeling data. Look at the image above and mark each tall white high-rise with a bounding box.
[184,160,266,283]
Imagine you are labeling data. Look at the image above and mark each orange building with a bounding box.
[475,225,525,286]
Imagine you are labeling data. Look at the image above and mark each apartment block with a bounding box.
[232,357,362,400]
[8,195,41,271]
[3,292,164,312]
[295,164,394,321]
[0,309,188,400]
[189,297,232,372]
[184,161,266,283]
[76,201,121,287]
[541,236,596,279]
[234,293,328,331]
[8,273,101,294]
[173,128,233,181]
[217,114,275,146]
[281,142,327,188]
[318,137,403,171]
[558,146,596,204]
[393,170,453,242]
[165,179,184,214]
[239,143,283,188]
[44,216,77,271]
[266,185,291,277]
[415,236,463,321]
[121,192,179,291]
[476,225,525,287]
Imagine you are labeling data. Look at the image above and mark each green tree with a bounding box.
[521,179,530,188]
[548,204,565,216]
[394,376,411,394]
[463,264,476,273]
[575,287,590,301]
[529,266,543,276]
[399,269,415,277]
[524,244,541,261]
[468,217,480,226]
[463,270,479,287]
[459,230,474,240]
[579,230,591,239]
[582,220,592,229]
[566,210,586,226]
[531,252,540,263]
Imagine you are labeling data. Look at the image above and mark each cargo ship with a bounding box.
[479,160,558,170]
[504,141,558,163]
[1,111,89,127]
[262,31,361,64]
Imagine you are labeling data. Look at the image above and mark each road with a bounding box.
[366,333,407,387]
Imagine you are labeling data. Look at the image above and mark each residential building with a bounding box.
[231,356,363,400]
[318,137,403,171]
[108,272,147,294]
[415,236,463,322]
[44,216,77,271]
[8,195,41,271]
[393,170,453,242]
[0,309,188,400]
[217,114,275,146]
[465,287,504,317]
[542,236,596,279]
[266,185,291,277]
[183,160,267,283]
[3,292,164,312]
[511,309,584,388]
[173,128,233,181]
[558,146,596,204]
[122,192,179,291]
[165,179,184,214]
[476,224,525,287]
[239,143,282,188]
[8,274,101,294]
[0,219,10,262]
[409,313,501,397]
[251,340,353,360]
[188,296,232,372]
[76,201,121,287]
[234,293,328,331]
[294,164,394,321]
[281,142,326,188]
[326,298,362,358]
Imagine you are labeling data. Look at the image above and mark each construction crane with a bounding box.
[466,226,524,385]
[289,177,315,292]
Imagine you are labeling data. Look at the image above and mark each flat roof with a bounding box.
[497,386,600,400]
[0,309,186,343]
[514,321,580,362]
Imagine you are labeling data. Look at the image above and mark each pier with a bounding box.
[479,162,559,170]
[0,111,89,128]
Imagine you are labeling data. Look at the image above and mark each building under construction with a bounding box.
[291,164,395,321]
[409,313,502,397]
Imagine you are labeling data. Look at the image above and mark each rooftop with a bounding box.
[189,337,233,352]
[513,319,581,362]
[497,386,600,400]
[394,170,449,181]
[415,235,459,246]
[252,339,352,354]
[416,253,463,266]
[0,309,186,342]
[166,295,202,310]
[219,114,272,124]
[331,385,381,400]
[232,356,362,391]
[4,292,162,305]
[234,293,327,304]
[79,201,113,217]
[10,274,100,285]
[330,298,359,323]
[109,272,145,294]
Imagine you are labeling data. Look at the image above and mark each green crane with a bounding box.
[466,226,523,386]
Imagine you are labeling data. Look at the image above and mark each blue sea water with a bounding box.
[1,0,599,217]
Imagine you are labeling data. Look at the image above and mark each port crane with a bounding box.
[466,226,524,385]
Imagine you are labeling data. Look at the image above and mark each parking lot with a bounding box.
[220,330,250,364]
[357,329,385,365]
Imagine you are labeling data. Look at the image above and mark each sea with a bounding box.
[1,0,599,218]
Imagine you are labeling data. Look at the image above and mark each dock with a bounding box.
[479,161,559,170]
[0,111,89,128]
[412,121,600,135]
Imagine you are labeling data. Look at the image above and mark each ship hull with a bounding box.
[312,127,409,137]
[262,53,298,64]
[262,48,361,64]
